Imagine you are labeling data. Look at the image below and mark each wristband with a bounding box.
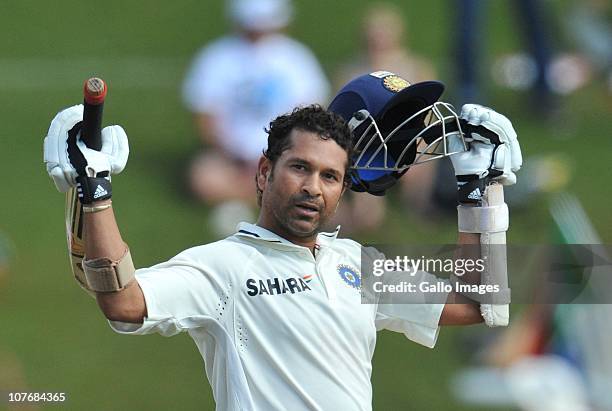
[83,201,112,213]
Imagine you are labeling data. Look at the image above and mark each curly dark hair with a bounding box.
[256,104,354,205]
[264,104,353,164]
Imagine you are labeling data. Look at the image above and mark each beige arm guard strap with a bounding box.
[82,247,136,293]
[457,184,510,327]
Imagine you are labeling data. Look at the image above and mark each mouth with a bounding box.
[294,202,321,217]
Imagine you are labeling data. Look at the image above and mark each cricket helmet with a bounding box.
[328,71,466,195]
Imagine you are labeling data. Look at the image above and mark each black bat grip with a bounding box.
[82,102,104,151]
[82,78,107,151]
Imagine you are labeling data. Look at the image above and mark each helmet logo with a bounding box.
[383,75,410,93]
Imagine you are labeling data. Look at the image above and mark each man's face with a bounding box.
[257,129,348,243]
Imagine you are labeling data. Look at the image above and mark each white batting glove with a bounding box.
[43,105,129,193]
[448,104,522,203]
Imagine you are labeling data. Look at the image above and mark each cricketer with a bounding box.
[43,71,521,410]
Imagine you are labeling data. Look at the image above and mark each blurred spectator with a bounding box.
[336,3,436,85]
[455,0,555,110]
[563,0,612,92]
[333,3,442,231]
[490,0,612,98]
[448,1,576,215]
[182,0,329,235]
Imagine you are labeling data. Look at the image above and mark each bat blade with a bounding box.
[65,185,87,288]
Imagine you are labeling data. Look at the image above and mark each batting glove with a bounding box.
[448,104,522,203]
[44,105,129,203]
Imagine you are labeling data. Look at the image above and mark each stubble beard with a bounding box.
[274,194,325,239]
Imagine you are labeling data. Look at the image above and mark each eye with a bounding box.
[291,164,306,171]
[323,173,339,182]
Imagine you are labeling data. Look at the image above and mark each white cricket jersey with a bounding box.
[109,223,446,410]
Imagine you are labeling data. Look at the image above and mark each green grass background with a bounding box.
[1,0,611,410]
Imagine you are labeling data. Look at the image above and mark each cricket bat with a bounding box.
[65,77,107,296]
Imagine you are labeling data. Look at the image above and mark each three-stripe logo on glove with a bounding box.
[75,176,112,204]
[467,188,482,201]
[93,185,108,199]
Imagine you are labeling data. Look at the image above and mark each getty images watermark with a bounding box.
[371,255,498,295]
[360,244,612,305]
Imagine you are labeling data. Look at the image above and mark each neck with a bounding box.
[256,215,317,252]
[240,30,272,43]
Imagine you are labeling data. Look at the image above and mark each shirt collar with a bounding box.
[235,222,341,248]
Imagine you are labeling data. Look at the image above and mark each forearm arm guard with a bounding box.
[457,184,511,327]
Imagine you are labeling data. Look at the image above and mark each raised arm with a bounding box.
[84,202,146,323]
[440,104,521,326]
[44,103,145,323]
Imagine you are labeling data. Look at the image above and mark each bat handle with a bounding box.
[82,78,107,151]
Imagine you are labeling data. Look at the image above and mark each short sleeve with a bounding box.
[108,253,232,337]
[374,270,449,348]
[375,302,445,349]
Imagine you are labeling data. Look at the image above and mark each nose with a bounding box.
[302,173,322,198]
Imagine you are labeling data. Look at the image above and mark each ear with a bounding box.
[256,156,272,192]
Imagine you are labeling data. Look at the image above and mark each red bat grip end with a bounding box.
[83,78,107,105]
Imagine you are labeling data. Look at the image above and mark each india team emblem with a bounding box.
[337,264,361,289]
[382,75,410,93]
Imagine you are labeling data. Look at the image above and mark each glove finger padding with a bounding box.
[461,104,487,125]
[44,105,84,192]
[101,125,129,174]
[508,132,523,173]
[492,145,517,185]
[491,142,507,171]
[49,166,72,193]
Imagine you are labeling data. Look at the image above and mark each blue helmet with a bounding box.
[329,71,466,195]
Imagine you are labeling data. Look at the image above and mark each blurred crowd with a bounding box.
[182,0,611,237]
